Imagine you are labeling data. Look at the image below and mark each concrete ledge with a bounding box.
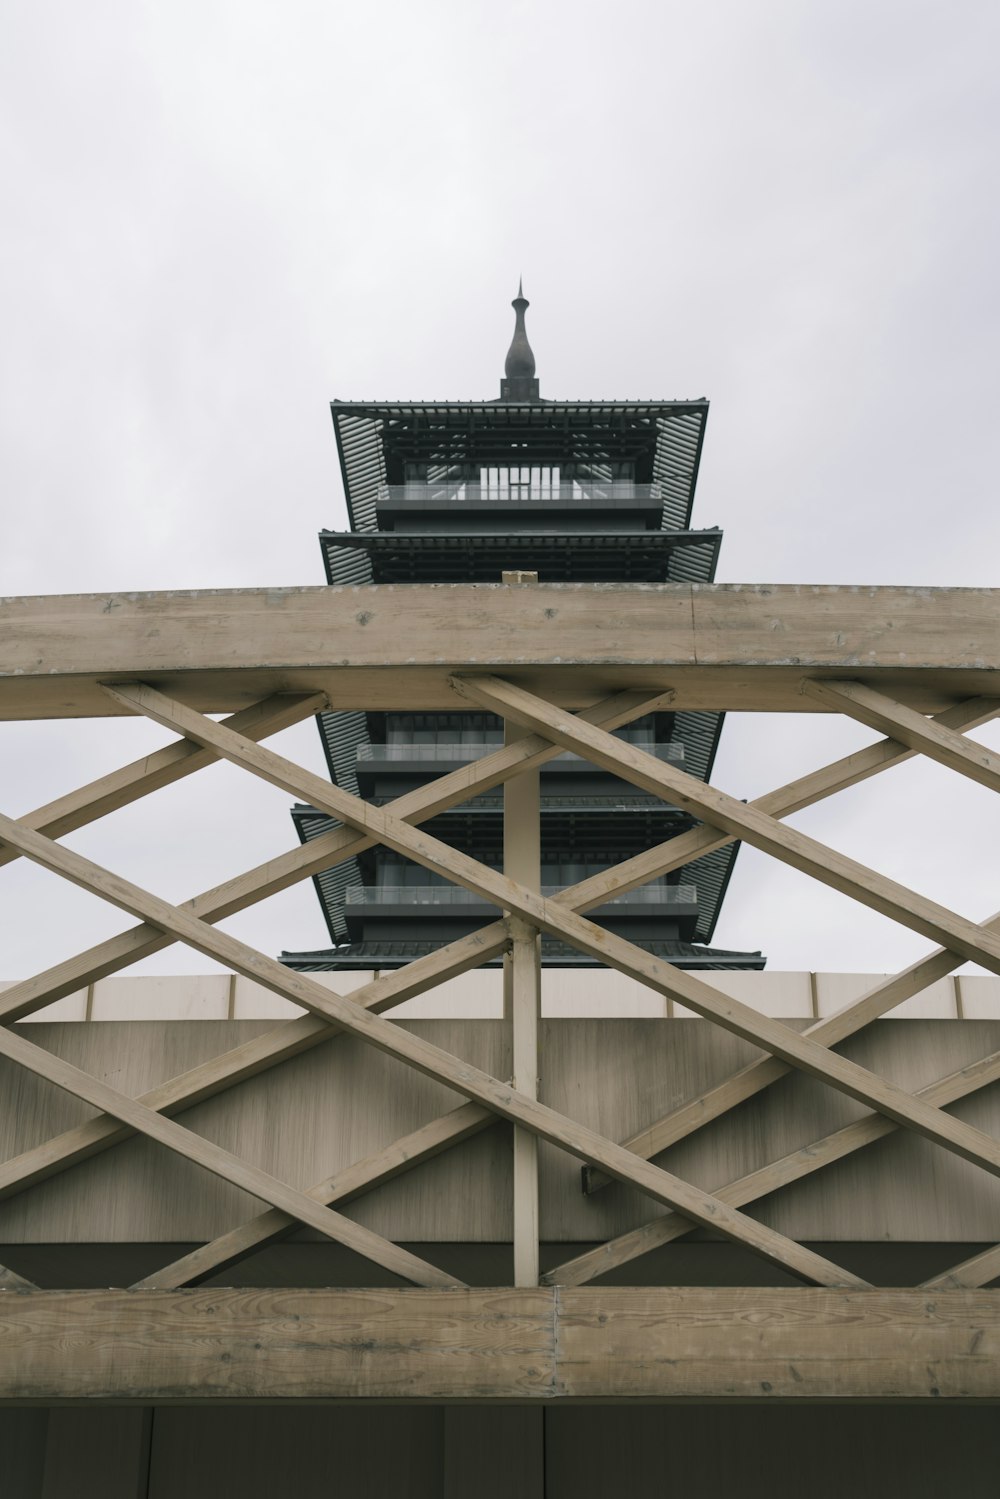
[3,970,987,1021]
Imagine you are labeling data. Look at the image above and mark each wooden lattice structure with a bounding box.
[2,579,1000,1403]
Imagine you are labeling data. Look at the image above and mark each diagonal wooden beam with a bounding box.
[551,701,1000,911]
[0,693,327,870]
[0,686,666,1025]
[551,695,1000,914]
[802,679,1000,795]
[548,1047,1000,1285]
[583,918,1000,1193]
[0,812,865,1287]
[0,1260,37,1290]
[76,687,1000,1202]
[1,698,995,1219]
[0,925,510,1201]
[0,1021,461,1289]
[134,1102,497,1290]
[3,686,991,1028]
[922,1244,1000,1292]
[451,674,1000,976]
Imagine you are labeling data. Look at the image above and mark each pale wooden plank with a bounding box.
[803,678,1000,794]
[0,927,510,1202]
[4,582,1000,716]
[923,1244,1000,1291]
[135,1103,496,1290]
[0,810,866,1288]
[1,697,993,1214]
[0,686,665,1025]
[0,1287,997,1402]
[555,695,1000,915]
[0,1021,462,1289]
[0,1262,37,1291]
[0,692,325,870]
[548,1047,1000,1286]
[69,687,1000,1220]
[556,1287,1000,1401]
[452,674,1000,976]
[505,719,542,1290]
[584,925,1000,1193]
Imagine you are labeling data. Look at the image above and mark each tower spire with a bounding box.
[500,279,540,401]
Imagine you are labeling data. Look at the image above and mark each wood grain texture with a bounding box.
[0,807,867,1285]
[453,674,1000,976]
[562,694,1000,915]
[134,1102,497,1290]
[0,1287,997,1402]
[3,582,1000,716]
[0,686,661,1025]
[0,1021,461,1289]
[803,679,1000,793]
[0,692,325,870]
[0,726,995,1273]
[547,1045,1000,1286]
[3,1019,999,1246]
[585,916,1000,1193]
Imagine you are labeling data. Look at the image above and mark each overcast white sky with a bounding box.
[1,0,999,982]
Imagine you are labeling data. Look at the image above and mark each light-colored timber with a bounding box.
[98,684,1000,1196]
[504,719,542,1289]
[2,582,1000,716]
[0,1019,462,1289]
[802,678,1000,793]
[0,694,991,1217]
[452,674,1000,976]
[0,686,664,1024]
[0,814,866,1286]
[584,914,1000,1193]
[134,1103,497,1290]
[0,692,325,870]
[5,578,1000,1406]
[547,1046,1000,1285]
[0,1288,997,1403]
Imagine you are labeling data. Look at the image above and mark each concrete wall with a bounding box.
[5,968,998,1021]
[2,1016,999,1245]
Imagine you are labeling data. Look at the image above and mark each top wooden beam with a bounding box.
[2,582,999,718]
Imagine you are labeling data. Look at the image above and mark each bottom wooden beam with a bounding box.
[0,1287,998,1403]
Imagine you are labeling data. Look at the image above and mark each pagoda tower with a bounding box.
[281,288,763,973]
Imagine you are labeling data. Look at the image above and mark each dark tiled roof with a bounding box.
[280,937,765,972]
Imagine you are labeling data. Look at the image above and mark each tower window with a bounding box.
[480,465,560,499]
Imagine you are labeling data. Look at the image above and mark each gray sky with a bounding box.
[2,0,999,981]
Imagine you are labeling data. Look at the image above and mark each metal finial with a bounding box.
[504,280,535,381]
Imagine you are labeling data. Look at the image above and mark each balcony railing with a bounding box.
[345,884,697,909]
[377,482,663,509]
[356,742,685,765]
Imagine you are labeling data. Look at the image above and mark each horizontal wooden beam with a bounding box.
[0,1288,997,1403]
[3,583,1000,716]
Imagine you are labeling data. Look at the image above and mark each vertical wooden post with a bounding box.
[504,715,542,1287]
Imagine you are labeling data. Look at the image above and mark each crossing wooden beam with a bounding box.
[0,810,866,1288]
[547,1046,1000,1285]
[452,674,1000,976]
[86,685,1000,1210]
[802,678,1000,793]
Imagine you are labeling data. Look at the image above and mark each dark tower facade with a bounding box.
[281,289,763,973]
